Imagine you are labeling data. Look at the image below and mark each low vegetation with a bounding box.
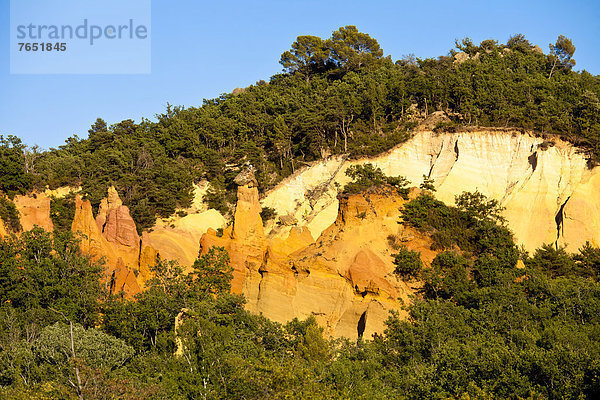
[49,193,76,233]
[392,245,423,279]
[0,197,21,233]
[343,163,410,197]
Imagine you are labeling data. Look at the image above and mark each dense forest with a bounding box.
[1,184,600,399]
[2,27,599,230]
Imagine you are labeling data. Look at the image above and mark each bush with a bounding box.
[387,234,401,250]
[35,322,134,370]
[402,192,516,259]
[422,251,472,301]
[260,206,277,223]
[49,194,76,233]
[392,246,423,279]
[0,197,21,233]
[343,163,410,198]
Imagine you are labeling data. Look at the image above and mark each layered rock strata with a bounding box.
[262,129,597,252]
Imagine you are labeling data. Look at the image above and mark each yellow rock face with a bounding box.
[146,209,227,270]
[95,186,141,271]
[199,178,268,294]
[44,186,80,199]
[0,217,6,237]
[200,177,434,340]
[263,190,436,339]
[13,193,54,232]
[71,191,143,298]
[64,184,228,296]
[262,130,597,253]
[12,130,600,340]
[71,195,140,297]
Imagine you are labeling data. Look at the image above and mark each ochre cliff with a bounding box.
[198,170,434,339]
[199,171,268,293]
[262,129,599,252]
[69,186,226,297]
[71,195,141,298]
[14,193,54,231]
[96,187,142,278]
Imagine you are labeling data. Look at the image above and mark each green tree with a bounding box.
[0,228,105,328]
[0,135,32,196]
[36,322,134,370]
[191,246,233,297]
[573,241,600,278]
[0,197,22,233]
[344,163,410,197]
[455,190,505,224]
[327,26,384,72]
[280,35,330,82]
[549,35,576,78]
[419,174,436,192]
[507,33,533,51]
[527,243,582,277]
[392,246,423,279]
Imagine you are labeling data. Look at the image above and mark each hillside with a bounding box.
[1,28,600,399]
[2,28,599,233]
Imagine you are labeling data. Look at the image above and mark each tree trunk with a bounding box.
[549,58,558,79]
[69,321,84,400]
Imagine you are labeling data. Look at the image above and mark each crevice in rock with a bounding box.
[136,237,143,269]
[357,311,367,340]
[427,143,444,178]
[291,263,310,278]
[256,269,266,301]
[355,285,368,298]
[554,196,571,247]
[426,163,435,179]
[528,151,538,172]
[453,140,460,160]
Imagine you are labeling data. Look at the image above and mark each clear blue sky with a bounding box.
[1,0,599,149]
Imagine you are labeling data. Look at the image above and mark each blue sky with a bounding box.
[1,0,599,149]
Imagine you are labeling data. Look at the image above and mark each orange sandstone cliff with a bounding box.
[69,186,224,297]
[0,217,6,237]
[14,193,54,232]
[71,194,141,297]
[198,169,435,339]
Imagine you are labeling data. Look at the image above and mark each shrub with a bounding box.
[49,194,76,233]
[387,234,401,250]
[343,163,410,198]
[260,206,277,222]
[392,246,423,279]
[0,197,21,233]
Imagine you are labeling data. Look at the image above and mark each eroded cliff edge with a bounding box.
[262,129,597,253]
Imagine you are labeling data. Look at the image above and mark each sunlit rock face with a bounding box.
[262,129,597,252]
[13,193,54,232]
[69,185,226,296]
[199,172,435,340]
[71,194,140,298]
[199,169,268,295]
